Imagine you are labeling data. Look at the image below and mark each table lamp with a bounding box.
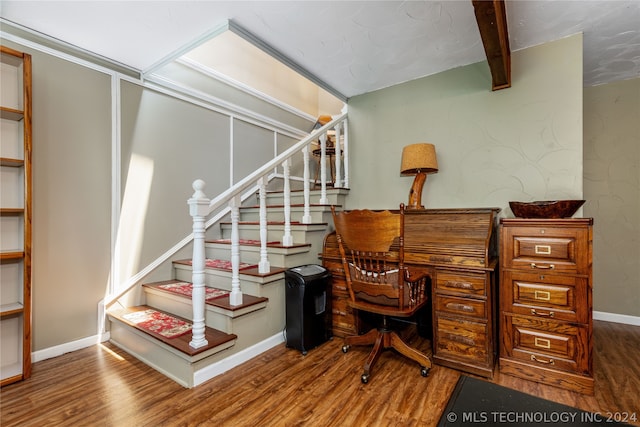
[400,143,438,210]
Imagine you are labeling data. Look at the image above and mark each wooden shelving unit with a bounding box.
[1,45,32,386]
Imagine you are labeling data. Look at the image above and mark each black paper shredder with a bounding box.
[285,264,332,354]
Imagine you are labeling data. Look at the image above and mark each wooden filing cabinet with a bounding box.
[499,218,594,394]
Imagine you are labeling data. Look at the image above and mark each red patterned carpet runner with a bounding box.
[157,282,229,301]
[122,309,192,338]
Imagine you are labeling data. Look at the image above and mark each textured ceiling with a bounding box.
[1,1,639,98]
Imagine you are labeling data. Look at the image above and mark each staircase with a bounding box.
[107,187,348,388]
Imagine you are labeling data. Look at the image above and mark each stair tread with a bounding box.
[143,280,269,310]
[108,305,237,357]
[172,259,287,277]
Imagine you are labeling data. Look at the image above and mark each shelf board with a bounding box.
[0,158,24,167]
[0,303,24,317]
[0,251,24,261]
[0,106,24,121]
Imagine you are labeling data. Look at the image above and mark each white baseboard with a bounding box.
[32,332,110,363]
[593,310,640,326]
[193,332,285,387]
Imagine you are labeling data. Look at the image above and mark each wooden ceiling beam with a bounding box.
[472,0,511,90]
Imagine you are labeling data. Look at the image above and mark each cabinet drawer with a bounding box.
[331,295,356,335]
[503,271,587,322]
[502,314,590,374]
[435,295,486,320]
[436,271,487,296]
[434,316,488,364]
[502,225,590,274]
[331,278,349,296]
[323,260,345,278]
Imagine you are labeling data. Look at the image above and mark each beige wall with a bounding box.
[3,41,114,350]
[347,34,584,213]
[584,77,640,317]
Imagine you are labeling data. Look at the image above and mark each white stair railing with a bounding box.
[186,113,347,348]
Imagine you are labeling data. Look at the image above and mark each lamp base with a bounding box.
[407,172,427,210]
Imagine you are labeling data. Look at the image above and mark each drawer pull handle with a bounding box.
[446,302,475,313]
[531,354,554,365]
[445,281,473,290]
[534,290,551,301]
[332,309,347,316]
[447,334,476,346]
[531,263,555,270]
[531,309,554,318]
[335,285,347,291]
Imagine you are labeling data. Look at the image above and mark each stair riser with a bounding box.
[264,189,347,206]
[205,245,317,268]
[220,225,327,244]
[240,208,333,224]
[108,318,236,388]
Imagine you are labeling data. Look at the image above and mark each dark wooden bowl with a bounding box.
[509,200,585,219]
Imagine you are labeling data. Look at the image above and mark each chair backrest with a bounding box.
[331,204,425,312]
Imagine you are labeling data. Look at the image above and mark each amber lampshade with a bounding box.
[400,143,438,210]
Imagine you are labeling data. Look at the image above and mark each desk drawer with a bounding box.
[323,260,345,278]
[503,314,589,374]
[331,294,356,337]
[436,271,487,296]
[434,316,489,365]
[435,295,486,320]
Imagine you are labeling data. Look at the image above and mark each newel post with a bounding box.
[188,179,209,349]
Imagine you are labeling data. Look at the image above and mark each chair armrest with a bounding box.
[403,267,431,284]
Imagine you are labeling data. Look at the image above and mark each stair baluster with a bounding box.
[188,180,209,349]
[258,176,270,273]
[281,158,293,246]
[334,122,342,188]
[229,195,243,305]
[319,133,329,204]
[342,118,350,189]
[302,145,312,224]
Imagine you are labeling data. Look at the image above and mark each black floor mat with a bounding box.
[438,375,632,426]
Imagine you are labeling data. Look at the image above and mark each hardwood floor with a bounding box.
[1,320,639,426]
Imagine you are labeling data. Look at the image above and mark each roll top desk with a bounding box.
[321,208,500,378]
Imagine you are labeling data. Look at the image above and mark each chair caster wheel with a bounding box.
[342,345,350,353]
[361,374,369,384]
[420,367,430,377]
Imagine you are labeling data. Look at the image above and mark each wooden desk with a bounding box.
[321,208,499,378]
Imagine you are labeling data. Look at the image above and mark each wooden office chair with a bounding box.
[331,204,432,383]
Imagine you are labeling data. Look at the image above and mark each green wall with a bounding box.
[347,34,584,212]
